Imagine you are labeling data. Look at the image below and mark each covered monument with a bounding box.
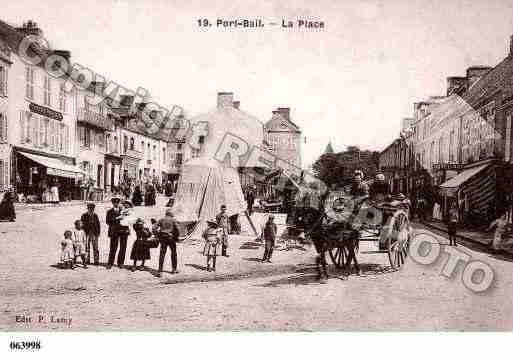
[171,93,263,239]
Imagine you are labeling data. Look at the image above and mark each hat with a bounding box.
[87,202,95,208]
[165,209,174,216]
[268,214,275,219]
[221,205,227,209]
[135,218,144,224]
[206,220,218,227]
[111,196,121,203]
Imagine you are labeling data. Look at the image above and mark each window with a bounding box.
[39,117,45,146]
[65,126,70,154]
[0,113,6,142]
[114,136,118,152]
[25,66,34,99]
[141,141,145,152]
[153,145,156,160]
[0,65,6,96]
[198,135,205,144]
[59,83,66,112]
[177,143,182,151]
[44,75,51,106]
[130,137,135,150]
[0,159,8,190]
[106,134,111,152]
[163,147,166,162]
[60,124,65,152]
[192,148,200,158]
[79,125,91,148]
[98,132,105,148]
[43,118,49,145]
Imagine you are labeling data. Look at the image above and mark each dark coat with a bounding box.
[81,211,101,236]
[106,207,124,238]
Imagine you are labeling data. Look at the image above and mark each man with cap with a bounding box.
[216,205,230,257]
[81,202,101,265]
[106,196,129,269]
[156,209,180,276]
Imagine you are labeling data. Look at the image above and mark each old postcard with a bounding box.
[1,1,513,349]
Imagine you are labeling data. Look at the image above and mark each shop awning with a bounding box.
[439,164,489,196]
[19,152,85,179]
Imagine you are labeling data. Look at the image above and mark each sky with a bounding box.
[3,0,513,167]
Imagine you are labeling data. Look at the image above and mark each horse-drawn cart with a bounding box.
[293,189,413,277]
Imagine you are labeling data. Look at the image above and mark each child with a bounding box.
[202,220,221,272]
[262,215,277,262]
[130,218,152,271]
[60,230,75,269]
[72,220,87,268]
[487,213,509,251]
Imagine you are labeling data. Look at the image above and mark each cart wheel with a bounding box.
[385,210,410,270]
[329,245,347,268]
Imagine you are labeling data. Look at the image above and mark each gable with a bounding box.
[265,114,300,133]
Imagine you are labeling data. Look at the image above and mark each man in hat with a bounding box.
[216,205,230,257]
[106,196,128,269]
[157,208,180,276]
[81,202,101,265]
[246,186,255,216]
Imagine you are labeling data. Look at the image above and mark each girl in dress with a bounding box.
[60,230,74,269]
[72,220,88,268]
[130,218,152,271]
[202,220,221,272]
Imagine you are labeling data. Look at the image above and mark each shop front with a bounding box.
[14,147,85,202]
[121,149,142,182]
[104,153,122,194]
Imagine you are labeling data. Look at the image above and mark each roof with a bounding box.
[440,164,489,189]
[264,112,300,132]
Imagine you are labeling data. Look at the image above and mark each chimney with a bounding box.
[217,92,234,108]
[16,20,43,37]
[466,66,492,88]
[52,50,71,62]
[233,100,240,109]
[277,107,290,121]
[446,76,467,96]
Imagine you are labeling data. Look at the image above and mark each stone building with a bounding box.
[264,107,302,168]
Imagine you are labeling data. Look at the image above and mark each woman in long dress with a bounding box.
[50,179,60,204]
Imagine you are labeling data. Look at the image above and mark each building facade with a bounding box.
[264,107,302,168]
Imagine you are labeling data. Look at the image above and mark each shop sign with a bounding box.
[432,163,465,171]
[29,103,63,121]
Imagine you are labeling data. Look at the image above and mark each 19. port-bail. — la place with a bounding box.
[282,19,325,29]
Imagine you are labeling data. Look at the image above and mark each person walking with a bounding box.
[130,218,152,271]
[447,202,459,246]
[262,215,277,262]
[106,197,130,269]
[216,205,230,257]
[156,209,180,277]
[81,203,101,265]
[0,188,16,222]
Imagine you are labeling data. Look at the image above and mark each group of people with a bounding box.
[57,199,242,276]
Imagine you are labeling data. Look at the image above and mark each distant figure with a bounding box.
[370,173,390,202]
[132,185,143,206]
[487,213,509,251]
[246,187,255,216]
[350,170,369,198]
[202,220,221,272]
[165,180,174,197]
[50,178,60,205]
[446,203,459,246]
[216,205,230,257]
[262,215,277,262]
[0,189,16,221]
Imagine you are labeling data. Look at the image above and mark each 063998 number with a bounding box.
[9,341,41,350]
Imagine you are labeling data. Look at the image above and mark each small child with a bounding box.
[487,213,509,251]
[447,203,459,247]
[130,218,152,271]
[202,220,221,272]
[72,220,88,268]
[262,215,277,262]
[60,230,75,269]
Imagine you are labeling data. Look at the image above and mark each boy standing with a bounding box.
[216,205,230,257]
[72,220,88,268]
[81,203,101,265]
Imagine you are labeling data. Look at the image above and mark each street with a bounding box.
[1,198,513,331]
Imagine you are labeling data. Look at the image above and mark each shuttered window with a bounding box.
[0,113,6,142]
[0,66,6,96]
[25,66,34,99]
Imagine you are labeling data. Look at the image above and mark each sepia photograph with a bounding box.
[1,1,513,351]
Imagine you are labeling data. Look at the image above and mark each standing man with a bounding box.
[106,197,129,269]
[81,203,101,265]
[157,209,180,276]
[216,205,230,257]
[262,215,277,262]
